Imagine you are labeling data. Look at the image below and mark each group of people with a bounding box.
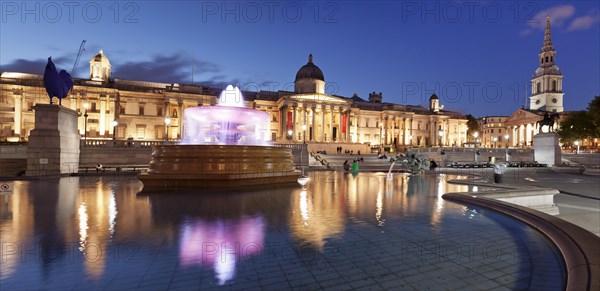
[343,159,360,172]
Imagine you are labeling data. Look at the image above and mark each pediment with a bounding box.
[288,93,348,104]
[505,109,542,126]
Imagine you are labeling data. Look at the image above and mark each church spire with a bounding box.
[308,53,313,64]
[542,16,555,53]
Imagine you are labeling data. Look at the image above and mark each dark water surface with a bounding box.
[0,172,565,290]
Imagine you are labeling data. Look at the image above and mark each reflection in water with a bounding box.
[376,178,384,226]
[108,189,117,237]
[178,216,265,285]
[289,172,345,247]
[299,189,309,224]
[78,203,89,252]
[4,173,563,289]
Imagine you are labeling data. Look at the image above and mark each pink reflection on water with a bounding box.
[178,216,265,285]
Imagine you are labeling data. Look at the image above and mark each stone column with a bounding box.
[338,108,343,142]
[409,118,413,145]
[178,100,184,139]
[14,95,22,138]
[26,104,80,176]
[329,106,334,142]
[292,105,297,141]
[403,118,408,145]
[321,106,325,141]
[99,96,107,136]
[346,110,351,142]
[311,106,316,142]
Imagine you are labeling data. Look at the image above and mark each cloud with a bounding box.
[110,53,225,84]
[521,5,599,35]
[521,5,575,35]
[567,9,600,31]
[0,56,72,74]
[1,52,258,89]
[528,5,575,30]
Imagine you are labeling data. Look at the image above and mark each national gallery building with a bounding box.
[0,52,468,148]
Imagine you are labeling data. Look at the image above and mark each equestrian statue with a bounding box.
[536,112,560,134]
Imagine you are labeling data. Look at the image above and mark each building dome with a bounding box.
[430,93,439,100]
[89,49,111,81]
[92,50,111,65]
[295,54,324,82]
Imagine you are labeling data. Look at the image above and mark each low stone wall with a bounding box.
[563,153,600,166]
[79,147,153,167]
[0,145,28,177]
[408,147,534,164]
[307,143,370,155]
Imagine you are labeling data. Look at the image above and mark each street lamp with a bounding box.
[409,135,413,146]
[164,116,171,141]
[301,124,307,144]
[575,140,580,154]
[504,134,509,148]
[493,137,498,148]
[438,130,443,147]
[287,129,292,141]
[111,120,118,140]
[83,102,89,140]
[473,132,479,148]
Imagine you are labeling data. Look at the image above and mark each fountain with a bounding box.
[138,85,300,191]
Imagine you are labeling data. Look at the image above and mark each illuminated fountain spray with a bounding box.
[138,84,299,191]
[182,85,270,145]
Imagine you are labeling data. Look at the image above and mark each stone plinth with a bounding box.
[26,104,80,176]
[533,133,561,166]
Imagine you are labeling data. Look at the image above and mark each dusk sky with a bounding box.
[1,1,598,117]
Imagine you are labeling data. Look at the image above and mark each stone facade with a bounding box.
[1,53,468,149]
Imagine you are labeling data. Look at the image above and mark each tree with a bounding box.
[557,111,595,142]
[465,114,480,141]
[587,96,600,137]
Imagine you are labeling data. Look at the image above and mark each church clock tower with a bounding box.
[529,16,564,113]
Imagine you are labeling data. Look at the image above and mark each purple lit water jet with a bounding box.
[181,85,271,145]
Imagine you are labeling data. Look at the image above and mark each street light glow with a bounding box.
[164,116,172,126]
[111,120,118,127]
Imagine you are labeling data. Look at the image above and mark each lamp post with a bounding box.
[493,137,498,148]
[111,120,118,140]
[288,129,292,141]
[575,140,580,154]
[473,132,479,148]
[164,116,171,141]
[409,135,413,146]
[504,134,509,148]
[301,124,307,144]
[83,102,89,140]
[438,130,443,147]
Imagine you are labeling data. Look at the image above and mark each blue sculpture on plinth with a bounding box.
[43,57,73,105]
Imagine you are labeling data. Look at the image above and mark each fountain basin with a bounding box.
[138,144,300,191]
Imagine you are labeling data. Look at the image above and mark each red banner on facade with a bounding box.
[287,111,293,130]
[342,115,347,133]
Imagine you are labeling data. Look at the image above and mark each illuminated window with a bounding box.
[136,126,145,139]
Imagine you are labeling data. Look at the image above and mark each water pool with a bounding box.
[0,172,565,290]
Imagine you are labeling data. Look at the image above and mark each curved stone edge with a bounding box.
[442,192,600,291]
[583,167,600,176]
